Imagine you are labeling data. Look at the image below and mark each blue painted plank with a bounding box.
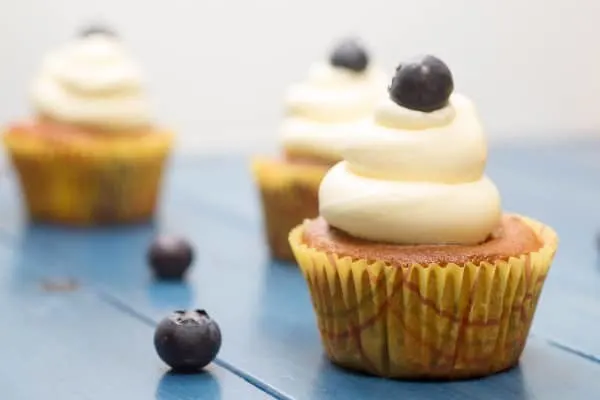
[6,219,600,399]
[483,147,600,361]
[0,248,270,400]
[2,145,600,398]
[99,265,600,400]
[1,219,599,399]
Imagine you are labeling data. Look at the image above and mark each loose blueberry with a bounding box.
[79,24,117,38]
[388,54,454,112]
[148,236,194,280]
[154,310,222,372]
[329,38,369,73]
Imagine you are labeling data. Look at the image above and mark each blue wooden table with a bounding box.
[1,138,600,399]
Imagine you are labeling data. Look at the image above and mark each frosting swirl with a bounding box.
[31,33,152,131]
[281,62,387,161]
[319,93,502,245]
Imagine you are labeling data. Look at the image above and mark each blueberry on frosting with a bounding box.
[329,38,369,73]
[388,55,453,112]
[79,23,117,38]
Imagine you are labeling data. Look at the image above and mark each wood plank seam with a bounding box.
[97,290,294,400]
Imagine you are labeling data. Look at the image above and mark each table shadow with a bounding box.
[311,356,529,400]
[256,259,316,338]
[155,369,221,400]
[245,259,326,374]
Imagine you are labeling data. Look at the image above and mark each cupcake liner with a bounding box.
[289,215,558,379]
[3,127,173,225]
[251,157,329,261]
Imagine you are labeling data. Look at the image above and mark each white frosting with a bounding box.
[281,62,387,160]
[319,93,502,245]
[375,95,456,130]
[31,34,152,130]
[280,118,372,161]
[345,94,487,183]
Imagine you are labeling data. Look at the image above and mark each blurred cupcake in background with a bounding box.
[3,24,174,225]
[252,37,387,261]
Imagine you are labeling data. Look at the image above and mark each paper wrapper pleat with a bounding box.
[251,157,328,261]
[3,128,173,225]
[289,216,558,379]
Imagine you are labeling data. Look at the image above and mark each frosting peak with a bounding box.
[319,55,501,245]
[31,34,152,131]
[345,94,487,183]
[281,60,387,161]
[284,62,385,122]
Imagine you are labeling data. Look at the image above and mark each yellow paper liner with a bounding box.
[251,156,329,260]
[288,215,558,379]
[3,128,174,225]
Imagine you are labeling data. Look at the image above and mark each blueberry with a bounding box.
[148,236,194,280]
[388,55,454,112]
[329,38,369,73]
[154,310,222,372]
[79,23,117,38]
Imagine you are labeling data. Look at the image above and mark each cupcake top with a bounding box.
[281,38,387,162]
[30,25,152,131]
[319,54,502,245]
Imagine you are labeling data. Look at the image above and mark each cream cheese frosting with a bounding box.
[281,61,387,161]
[31,33,152,131]
[319,92,502,245]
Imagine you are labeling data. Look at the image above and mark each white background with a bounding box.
[0,0,599,155]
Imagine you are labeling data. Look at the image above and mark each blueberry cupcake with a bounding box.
[3,25,173,225]
[288,55,558,379]
[252,38,387,260]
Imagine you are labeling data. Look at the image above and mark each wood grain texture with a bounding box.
[1,139,600,399]
[0,262,269,399]
[0,190,273,399]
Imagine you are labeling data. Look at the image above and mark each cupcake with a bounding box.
[289,55,558,379]
[3,25,173,225]
[252,38,387,260]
